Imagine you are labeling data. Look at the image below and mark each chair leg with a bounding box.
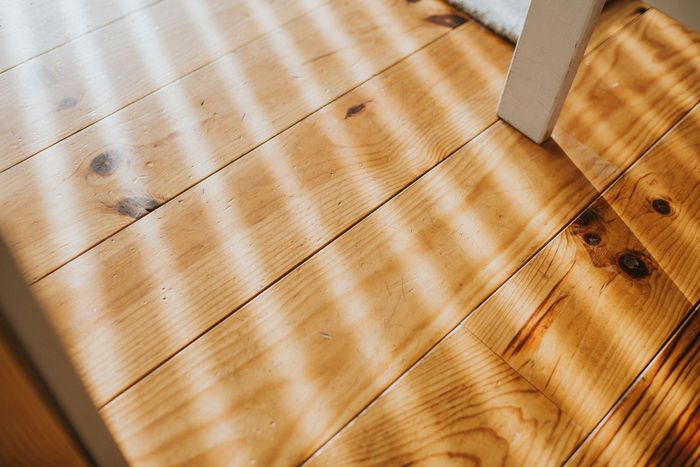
[497,0,605,143]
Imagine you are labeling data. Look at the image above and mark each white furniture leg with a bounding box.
[0,236,127,466]
[497,0,606,143]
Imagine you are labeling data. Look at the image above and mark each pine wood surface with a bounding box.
[1,1,697,465]
[0,0,465,284]
[0,0,335,172]
[305,43,700,467]
[307,326,584,466]
[569,307,700,466]
[0,0,160,74]
[32,19,512,408]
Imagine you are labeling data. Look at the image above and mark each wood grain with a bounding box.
[32,20,511,407]
[0,0,464,284]
[0,0,159,73]
[467,198,692,432]
[604,104,700,303]
[0,0,332,171]
[307,327,583,466]
[96,10,699,464]
[588,0,649,51]
[568,308,700,466]
[32,0,692,413]
[554,8,700,191]
[0,328,86,466]
[99,119,598,466]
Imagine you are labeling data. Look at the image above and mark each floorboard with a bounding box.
[98,118,598,466]
[568,306,700,466]
[307,34,700,467]
[0,0,160,74]
[466,196,692,432]
[0,0,332,171]
[307,327,584,466]
[604,105,700,303]
[33,19,512,407]
[95,8,700,462]
[554,8,700,191]
[1,1,697,465]
[0,0,464,284]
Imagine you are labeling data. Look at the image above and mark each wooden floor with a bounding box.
[1,0,699,465]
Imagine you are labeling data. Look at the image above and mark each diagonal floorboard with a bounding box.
[2,0,698,465]
[309,57,700,467]
[0,0,163,74]
[568,304,700,466]
[97,9,700,465]
[33,19,513,408]
[0,0,334,171]
[0,0,465,284]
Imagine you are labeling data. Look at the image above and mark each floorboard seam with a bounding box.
[0,0,168,76]
[298,95,700,467]
[26,10,466,287]
[0,0,338,174]
[561,301,700,465]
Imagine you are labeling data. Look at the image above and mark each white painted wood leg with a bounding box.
[497,0,606,143]
[0,235,127,466]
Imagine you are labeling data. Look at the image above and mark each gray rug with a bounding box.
[447,0,529,42]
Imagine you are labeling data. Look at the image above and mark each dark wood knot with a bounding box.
[651,198,671,215]
[90,150,121,176]
[618,252,649,279]
[583,232,601,246]
[426,14,467,28]
[116,196,159,219]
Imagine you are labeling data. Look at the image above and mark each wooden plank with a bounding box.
[0,0,333,171]
[306,327,583,466]
[0,329,87,466]
[96,10,700,463]
[466,197,692,432]
[554,8,700,191]
[28,0,692,409]
[0,0,465,284]
[99,119,599,466]
[0,235,127,466]
[568,308,700,466]
[33,19,513,408]
[588,1,649,50]
[311,76,700,467]
[0,0,160,73]
[604,105,700,303]
[497,0,606,143]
